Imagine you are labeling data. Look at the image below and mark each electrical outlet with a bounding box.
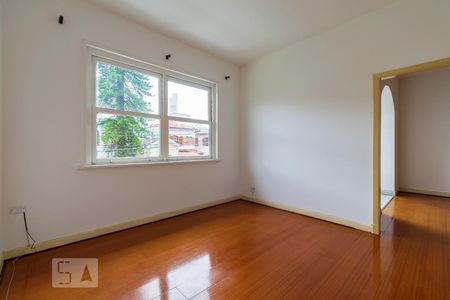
[250,187,256,194]
[9,206,26,215]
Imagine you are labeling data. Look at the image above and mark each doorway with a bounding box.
[372,57,450,235]
[380,85,395,210]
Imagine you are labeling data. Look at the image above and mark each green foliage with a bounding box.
[96,62,153,157]
[99,116,148,157]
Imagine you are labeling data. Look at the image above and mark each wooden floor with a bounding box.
[1,193,449,299]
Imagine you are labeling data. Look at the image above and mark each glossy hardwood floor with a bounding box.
[1,193,449,299]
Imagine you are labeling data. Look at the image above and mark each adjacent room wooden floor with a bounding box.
[1,193,449,299]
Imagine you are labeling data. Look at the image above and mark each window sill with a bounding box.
[78,159,220,169]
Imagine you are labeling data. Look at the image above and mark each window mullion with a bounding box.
[161,74,169,160]
[91,106,97,163]
[95,107,161,120]
[166,116,211,124]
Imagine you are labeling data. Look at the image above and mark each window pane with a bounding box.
[96,113,160,159]
[168,81,209,121]
[96,61,159,114]
[169,120,210,157]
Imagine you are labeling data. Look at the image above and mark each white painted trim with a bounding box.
[240,195,374,233]
[95,107,162,120]
[3,196,239,259]
[78,158,220,169]
[398,188,450,198]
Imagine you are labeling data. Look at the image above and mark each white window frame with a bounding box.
[84,45,218,166]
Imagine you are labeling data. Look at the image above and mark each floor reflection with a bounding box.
[168,254,211,298]
[138,277,161,299]
[138,254,211,299]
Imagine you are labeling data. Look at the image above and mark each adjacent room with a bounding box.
[378,66,450,233]
[0,0,449,299]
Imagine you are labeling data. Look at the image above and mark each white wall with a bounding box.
[398,67,450,194]
[3,0,240,250]
[380,85,395,195]
[240,0,450,226]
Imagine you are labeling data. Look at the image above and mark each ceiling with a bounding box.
[89,0,398,65]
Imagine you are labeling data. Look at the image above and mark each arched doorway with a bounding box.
[380,85,395,209]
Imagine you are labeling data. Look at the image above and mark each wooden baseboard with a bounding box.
[3,194,377,259]
[3,196,240,260]
[240,195,374,233]
[0,253,4,280]
[381,189,396,196]
[398,188,450,198]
